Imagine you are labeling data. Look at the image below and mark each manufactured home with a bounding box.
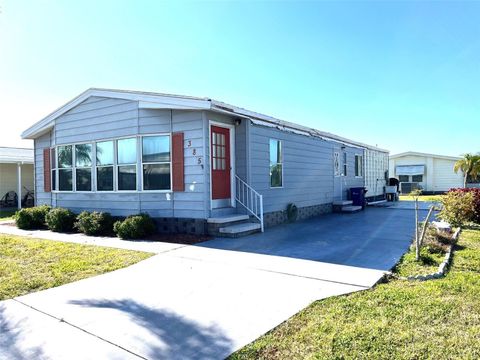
[389,151,464,194]
[22,88,388,236]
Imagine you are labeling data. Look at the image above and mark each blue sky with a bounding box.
[0,1,478,155]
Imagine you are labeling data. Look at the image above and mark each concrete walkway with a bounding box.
[0,222,181,253]
[0,207,419,359]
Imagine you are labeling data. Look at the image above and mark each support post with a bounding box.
[17,163,22,209]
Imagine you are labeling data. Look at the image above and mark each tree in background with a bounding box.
[454,153,480,188]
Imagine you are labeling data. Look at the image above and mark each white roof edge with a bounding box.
[22,88,389,152]
[390,151,461,161]
[210,101,388,152]
[22,88,212,139]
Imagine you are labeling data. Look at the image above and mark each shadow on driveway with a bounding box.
[69,299,232,360]
[200,207,430,271]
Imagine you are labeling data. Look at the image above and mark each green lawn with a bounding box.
[0,209,17,220]
[399,194,444,202]
[0,234,153,300]
[231,229,480,360]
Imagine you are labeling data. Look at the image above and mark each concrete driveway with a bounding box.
[0,206,422,360]
[201,206,425,270]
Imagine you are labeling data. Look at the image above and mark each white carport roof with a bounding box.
[0,147,34,164]
[21,88,388,153]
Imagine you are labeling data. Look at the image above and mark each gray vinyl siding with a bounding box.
[34,132,52,206]
[249,124,335,213]
[49,97,206,218]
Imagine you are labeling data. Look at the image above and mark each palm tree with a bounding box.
[454,153,480,188]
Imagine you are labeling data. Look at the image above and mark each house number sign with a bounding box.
[186,139,203,167]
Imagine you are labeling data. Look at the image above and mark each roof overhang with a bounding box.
[22,88,212,139]
[22,88,389,153]
[390,151,461,161]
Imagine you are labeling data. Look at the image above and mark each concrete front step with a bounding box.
[341,205,363,213]
[219,222,262,238]
[207,214,250,224]
[333,200,353,206]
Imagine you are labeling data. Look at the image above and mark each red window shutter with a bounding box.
[43,148,51,193]
[172,132,185,191]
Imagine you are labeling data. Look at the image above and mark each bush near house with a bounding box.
[75,211,114,236]
[14,205,51,230]
[438,188,480,227]
[45,208,76,232]
[113,214,156,240]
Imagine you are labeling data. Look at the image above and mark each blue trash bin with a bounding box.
[350,187,367,208]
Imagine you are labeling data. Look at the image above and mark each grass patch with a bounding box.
[0,209,16,220]
[394,246,444,277]
[0,234,153,300]
[231,229,480,360]
[399,194,444,202]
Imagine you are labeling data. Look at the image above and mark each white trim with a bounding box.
[23,88,387,154]
[209,120,236,209]
[390,151,461,161]
[140,133,173,192]
[355,154,364,178]
[22,88,211,139]
[51,132,175,194]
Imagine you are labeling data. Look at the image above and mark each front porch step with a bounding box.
[207,214,250,224]
[333,200,353,206]
[210,207,237,217]
[219,222,261,238]
[341,205,363,213]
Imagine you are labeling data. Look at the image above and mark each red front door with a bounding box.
[211,125,231,200]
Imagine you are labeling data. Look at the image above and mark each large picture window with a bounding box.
[54,134,173,193]
[117,138,137,191]
[269,139,283,188]
[57,145,73,191]
[96,141,114,191]
[142,135,171,190]
[355,154,363,177]
[75,144,92,191]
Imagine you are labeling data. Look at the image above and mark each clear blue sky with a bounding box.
[0,1,479,155]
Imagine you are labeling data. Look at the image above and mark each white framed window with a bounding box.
[399,175,409,183]
[57,145,73,191]
[269,139,283,188]
[412,175,423,182]
[355,154,363,177]
[343,152,347,176]
[75,144,93,191]
[96,140,114,191]
[142,135,171,191]
[117,138,137,191]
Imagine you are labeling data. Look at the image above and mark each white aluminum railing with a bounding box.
[235,175,264,232]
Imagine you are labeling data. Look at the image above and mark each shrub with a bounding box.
[438,189,478,227]
[75,211,114,236]
[113,213,156,240]
[15,205,51,230]
[452,188,480,224]
[45,208,76,232]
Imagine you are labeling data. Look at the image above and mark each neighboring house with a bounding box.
[22,88,388,235]
[389,151,464,194]
[0,147,34,208]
